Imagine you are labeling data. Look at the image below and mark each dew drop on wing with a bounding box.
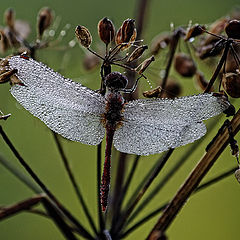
[113,93,230,155]
[8,55,106,145]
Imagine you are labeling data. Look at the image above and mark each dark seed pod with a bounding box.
[37,7,53,39]
[174,53,196,77]
[225,20,240,39]
[235,168,240,183]
[195,71,214,92]
[0,30,10,53]
[150,33,172,55]
[115,19,137,50]
[75,25,92,48]
[4,8,15,30]
[127,45,148,63]
[0,69,17,84]
[222,72,240,98]
[98,17,115,45]
[184,24,206,41]
[137,56,155,74]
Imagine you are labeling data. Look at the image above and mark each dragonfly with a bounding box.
[4,54,230,211]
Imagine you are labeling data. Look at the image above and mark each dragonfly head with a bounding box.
[104,72,128,91]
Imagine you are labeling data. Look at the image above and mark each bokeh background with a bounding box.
[0,0,240,239]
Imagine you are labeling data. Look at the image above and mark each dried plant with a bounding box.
[0,1,240,240]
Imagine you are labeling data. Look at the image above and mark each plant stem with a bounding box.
[52,132,97,234]
[121,166,238,238]
[0,126,94,239]
[147,108,240,238]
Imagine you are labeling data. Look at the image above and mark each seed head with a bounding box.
[37,7,54,39]
[4,8,15,30]
[137,56,155,74]
[127,45,148,63]
[75,25,92,48]
[225,20,240,39]
[98,17,115,45]
[235,168,240,184]
[150,33,172,55]
[115,19,137,50]
[184,24,206,41]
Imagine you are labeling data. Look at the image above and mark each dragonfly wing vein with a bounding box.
[113,121,206,155]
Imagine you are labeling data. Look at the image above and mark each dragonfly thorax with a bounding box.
[104,72,128,91]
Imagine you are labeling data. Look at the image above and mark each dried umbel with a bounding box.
[225,19,240,39]
[115,18,137,50]
[174,53,196,77]
[98,17,115,45]
[37,7,53,39]
[75,25,92,48]
[222,72,240,98]
[195,71,214,92]
[127,45,148,63]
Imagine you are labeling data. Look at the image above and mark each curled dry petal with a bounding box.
[75,25,92,48]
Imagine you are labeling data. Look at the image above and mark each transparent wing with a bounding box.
[113,121,206,155]
[9,56,105,145]
[123,93,229,125]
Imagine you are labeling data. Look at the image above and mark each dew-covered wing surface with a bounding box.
[113,94,229,155]
[9,56,105,145]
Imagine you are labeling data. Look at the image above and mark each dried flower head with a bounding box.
[98,17,115,45]
[137,55,155,74]
[75,25,92,48]
[37,7,54,39]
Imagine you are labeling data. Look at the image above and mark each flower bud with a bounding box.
[195,71,214,92]
[75,25,92,48]
[222,72,240,98]
[37,7,53,39]
[184,24,206,41]
[225,20,240,39]
[115,19,137,50]
[4,8,15,30]
[98,17,115,45]
[174,53,196,77]
[137,56,155,74]
[127,45,148,63]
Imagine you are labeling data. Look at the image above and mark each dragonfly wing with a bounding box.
[113,121,206,155]
[9,56,105,145]
[123,93,230,125]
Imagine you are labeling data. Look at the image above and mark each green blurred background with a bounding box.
[0,0,240,239]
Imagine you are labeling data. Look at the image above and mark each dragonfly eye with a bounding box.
[105,71,128,90]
